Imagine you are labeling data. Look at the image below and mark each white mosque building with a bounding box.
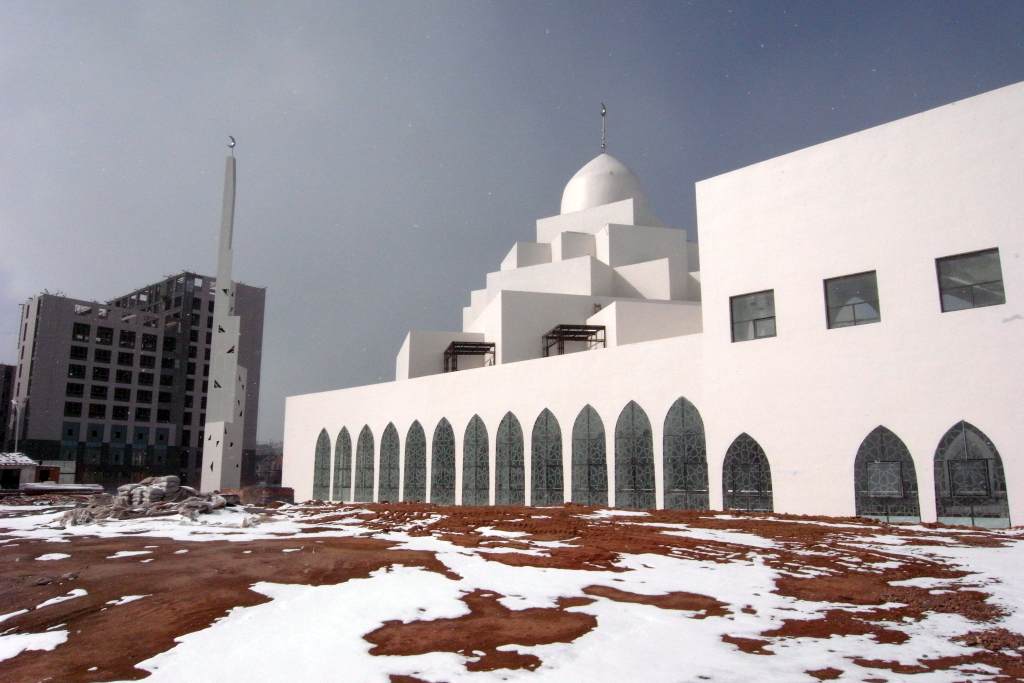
[282,81,1022,527]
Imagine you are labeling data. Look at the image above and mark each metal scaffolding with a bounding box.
[442,341,496,373]
[542,324,607,357]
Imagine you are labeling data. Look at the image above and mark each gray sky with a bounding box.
[2,1,1023,442]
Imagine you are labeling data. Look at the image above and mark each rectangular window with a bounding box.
[190,329,199,343]
[157,409,171,423]
[68,364,86,379]
[135,407,151,422]
[163,337,177,352]
[90,384,108,400]
[64,401,83,417]
[95,326,114,346]
[187,362,196,376]
[66,382,84,397]
[160,373,174,387]
[119,330,136,349]
[117,351,134,366]
[88,403,106,419]
[72,322,90,342]
[160,357,175,369]
[114,387,131,402]
[92,366,110,382]
[139,354,156,368]
[203,364,209,377]
[936,248,1006,312]
[188,345,197,359]
[730,290,776,342]
[185,378,195,391]
[825,271,880,329]
[116,369,133,384]
[142,333,158,351]
[112,405,130,421]
[137,389,153,403]
[70,345,89,361]
[158,391,172,403]
[138,372,154,386]
[94,348,112,364]
[184,411,193,424]
[184,394,193,408]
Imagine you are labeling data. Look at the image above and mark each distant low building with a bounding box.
[254,441,283,486]
[0,452,40,490]
[8,272,264,489]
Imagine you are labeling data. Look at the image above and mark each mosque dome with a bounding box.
[559,152,651,215]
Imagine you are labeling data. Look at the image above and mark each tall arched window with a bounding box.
[572,405,607,506]
[532,409,564,506]
[854,426,920,522]
[333,428,351,502]
[403,421,426,502]
[462,415,489,506]
[431,419,455,505]
[934,421,1009,527]
[378,423,400,503]
[495,412,524,505]
[312,429,331,500]
[353,425,375,502]
[614,401,655,509]
[722,433,773,512]
[663,397,709,510]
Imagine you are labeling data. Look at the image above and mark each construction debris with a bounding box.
[59,476,231,526]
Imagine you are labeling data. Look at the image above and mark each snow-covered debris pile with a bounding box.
[59,476,230,526]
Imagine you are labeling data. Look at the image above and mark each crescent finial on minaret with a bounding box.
[228,135,236,149]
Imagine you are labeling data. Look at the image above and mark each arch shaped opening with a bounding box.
[332,428,352,502]
[614,401,655,509]
[854,426,920,523]
[934,421,1010,528]
[572,405,608,506]
[312,429,331,501]
[378,423,400,503]
[663,397,709,510]
[353,425,375,502]
[431,419,456,505]
[531,409,564,506]
[722,433,773,512]
[462,415,490,506]
[403,421,426,502]
[495,412,525,505]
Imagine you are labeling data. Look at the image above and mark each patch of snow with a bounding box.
[0,609,28,624]
[281,548,301,553]
[0,630,68,663]
[36,589,87,609]
[476,527,528,539]
[173,549,188,554]
[107,595,150,606]
[106,550,152,559]
[658,525,779,549]
[34,553,70,561]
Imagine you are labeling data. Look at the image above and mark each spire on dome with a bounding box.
[600,102,607,151]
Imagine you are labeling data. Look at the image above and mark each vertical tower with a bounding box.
[201,140,248,491]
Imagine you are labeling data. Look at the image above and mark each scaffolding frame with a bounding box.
[443,341,496,373]
[542,324,607,357]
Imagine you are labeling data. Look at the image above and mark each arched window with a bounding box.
[312,429,331,500]
[333,428,351,502]
[532,409,564,506]
[431,419,455,505]
[353,425,375,502]
[495,412,524,505]
[572,405,607,506]
[378,423,400,503]
[934,421,1009,527]
[722,433,773,512]
[663,397,709,510]
[854,426,920,522]
[614,401,655,509]
[403,421,426,502]
[462,415,489,506]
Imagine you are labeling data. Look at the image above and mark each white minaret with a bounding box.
[201,137,248,492]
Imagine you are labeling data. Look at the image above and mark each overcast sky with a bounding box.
[2,1,1023,442]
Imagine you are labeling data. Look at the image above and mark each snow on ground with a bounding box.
[33,553,70,561]
[0,501,1022,681]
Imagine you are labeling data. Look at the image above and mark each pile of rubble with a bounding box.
[60,476,232,526]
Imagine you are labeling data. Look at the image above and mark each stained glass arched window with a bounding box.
[333,427,351,502]
[495,412,524,505]
[934,421,1009,527]
[312,429,331,500]
[353,425,375,502]
[571,405,607,506]
[531,409,564,506]
[462,415,489,506]
[378,423,400,503]
[431,418,455,505]
[614,401,655,509]
[722,433,773,512]
[663,397,709,510]
[854,426,920,522]
[403,421,426,502]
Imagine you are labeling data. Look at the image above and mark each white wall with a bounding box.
[500,242,552,271]
[396,331,485,380]
[535,197,639,243]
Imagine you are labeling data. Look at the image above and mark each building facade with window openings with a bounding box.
[285,81,1023,527]
[7,272,264,488]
